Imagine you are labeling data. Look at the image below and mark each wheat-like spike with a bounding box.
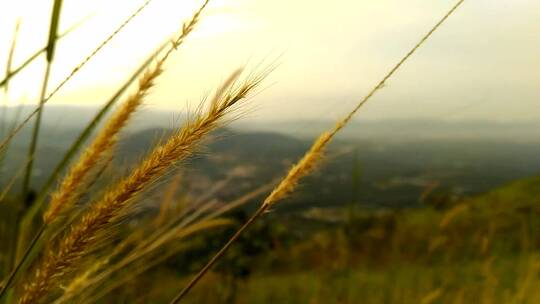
[42,0,211,224]
[18,68,266,304]
[43,60,163,224]
[59,256,109,300]
[263,131,332,207]
[18,1,217,302]
[266,0,466,206]
[170,1,466,302]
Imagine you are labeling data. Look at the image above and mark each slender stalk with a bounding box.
[11,34,165,304]
[0,19,21,184]
[0,226,45,301]
[17,0,164,256]
[0,17,89,89]
[0,0,155,153]
[20,63,51,198]
[43,56,165,225]
[170,0,466,302]
[170,205,268,304]
[35,41,167,207]
[0,157,32,205]
[10,5,209,298]
[3,12,91,142]
[13,62,51,275]
[1,19,21,137]
[21,0,64,199]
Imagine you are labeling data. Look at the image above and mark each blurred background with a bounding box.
[1,0,540,303]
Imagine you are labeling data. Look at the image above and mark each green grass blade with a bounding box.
[3,19,21,95]
[0,0,154,154]
[0,19,21,176]
[0,17,88,88]
[46,0,64,62]
[17,0,64,273]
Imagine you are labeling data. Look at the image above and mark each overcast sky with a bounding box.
[0,0,539,122]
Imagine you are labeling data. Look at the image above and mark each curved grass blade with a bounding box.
[0,16,89,89]
[21,0,64,197]
[169,0,467,302]
[18,41,168,247]
[0,0,155,154]
[0,19,21,175]
[15,0,65,278]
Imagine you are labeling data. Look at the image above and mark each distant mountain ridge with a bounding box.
[2,105,539,142]
[1,111,539,211]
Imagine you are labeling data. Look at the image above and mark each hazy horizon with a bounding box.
[2,104,540,143]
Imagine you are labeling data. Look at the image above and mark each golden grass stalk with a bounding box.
[35,0,209,216]
[43,59,163,224]
[420,288,443,304]
[63,218,232,304]
[155,174,183,227]
[263,131,332,207]
[170,1,466,302]
[76,219,232,304]
[55,196,220,303]
[59,257,110,300]
[0,2,213,300]
[18,66,267,303]
[54,162,250,302]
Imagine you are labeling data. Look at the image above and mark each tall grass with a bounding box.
[1,19,20,138]
[10,1,272,299]
[1,0,201,299]
[19,65,266,302]
[5,0,534,303]
[0,0,154,153]
[0,1,165,299]
[21,0,64,198]
[169,0,466,302]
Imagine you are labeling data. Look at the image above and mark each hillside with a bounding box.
[2,122,540,212]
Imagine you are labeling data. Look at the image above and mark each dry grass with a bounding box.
[43,57,163,224]
[53,176,271,303]
[169,1,467,302]
[19,66,267,303]
[0,0,487,303]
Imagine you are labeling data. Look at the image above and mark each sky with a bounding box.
[0,0,539,123]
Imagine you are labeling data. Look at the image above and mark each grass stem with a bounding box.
[169,0,467,302]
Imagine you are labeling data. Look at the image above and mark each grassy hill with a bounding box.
[165,175,540,303]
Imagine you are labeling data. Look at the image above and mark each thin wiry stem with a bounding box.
[11,2,213,302]
[0,15,89,89]
[0,226,45,301]
[170,205,267,304]
[56,181,269,303]
[19,64,266,303]
[21,0,64,200]
[36,0,208,205]
[11,1,175,282]
[13,62,52,282]
[43,57,164,224]
[1,19,21,138]
[20,63,51,199]
[170,1,467,302]
[0,0,156,154]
